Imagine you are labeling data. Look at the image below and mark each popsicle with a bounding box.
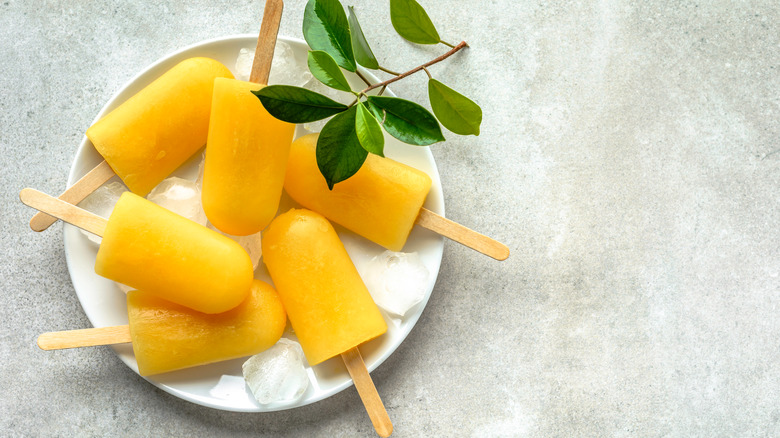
[201,0,293,236]
[20,188,253,314]
[36,280,287,377]
[29,56,234,232]
[284,133,510,260]
[263,208,392,436]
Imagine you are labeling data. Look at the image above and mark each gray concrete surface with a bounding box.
[2,0,779,436]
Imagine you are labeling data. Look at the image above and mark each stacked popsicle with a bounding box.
[29,56,234,232]
[21,187,394,435]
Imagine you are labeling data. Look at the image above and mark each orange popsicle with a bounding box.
[262,208,392,435]
[95,192,253,314]
[284,134,432,251]
[37,280,287,377]
[262,208,387,365]
[86,57,234,196]
[201,78,295,235]
[129,280,286,376]
[284,134,510,260]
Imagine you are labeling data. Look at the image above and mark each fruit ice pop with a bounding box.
[201,77,295,236]
[36,280,287,377]
[262,208,387,365]
[129,280,286,376]
[284,134,432,252]
[95,191,253,314]
[86,57,233,196]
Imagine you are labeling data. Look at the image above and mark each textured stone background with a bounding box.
[1,0,779,436]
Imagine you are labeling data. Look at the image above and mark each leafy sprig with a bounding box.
[253,0,482,189]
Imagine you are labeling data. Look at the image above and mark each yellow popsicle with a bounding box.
[128,280,287,376]
[262,208,387,365]
[201,77,295,235]
[95,192,253,314]
[86,57,234,196]
[284,134,432,251]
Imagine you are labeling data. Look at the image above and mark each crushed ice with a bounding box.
[242,338,309,405]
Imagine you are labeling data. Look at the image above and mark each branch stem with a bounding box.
[378,65,401,76]
[439,39,456,48]
[355,69,373,87]
[360,41,468,94]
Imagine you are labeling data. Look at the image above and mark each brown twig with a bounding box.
[360,41,468,94]
[355,69,372,87]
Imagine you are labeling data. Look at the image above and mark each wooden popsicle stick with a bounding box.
[29,160,115,232]
[20,188,107,237]
[249,0,284,85]
[37,325,131,350]
[416,207,510,261]
[341,347,393,437]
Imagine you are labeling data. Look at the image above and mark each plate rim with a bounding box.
[63,33,445,412]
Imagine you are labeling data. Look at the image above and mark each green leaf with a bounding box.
[355,102,385,156]
[316,106,368,189]
[308,50,352,92]
[365,99,385,121]
[303,0,356,72]
[366,96,445,145]
[389,0,440,45]
[428,79,482,135]
[348,6,379,70]
[253,85,349,123]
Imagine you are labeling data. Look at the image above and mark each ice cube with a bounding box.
[115,282,133,294]
[207,223,263,270]
[234,48,254,82]
[233,232,263,270]
[210,374,253,402]
[77,181,127,244]
[242,338,309,405]
[269,41,313,87]
[236,41,354,132]
[235,41,313,86]
[301,76,355,132]
[360,251,430,317]
[195,150,205,189]
[146,177,207,226]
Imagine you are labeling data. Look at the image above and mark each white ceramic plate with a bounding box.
[63,35,445,412]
